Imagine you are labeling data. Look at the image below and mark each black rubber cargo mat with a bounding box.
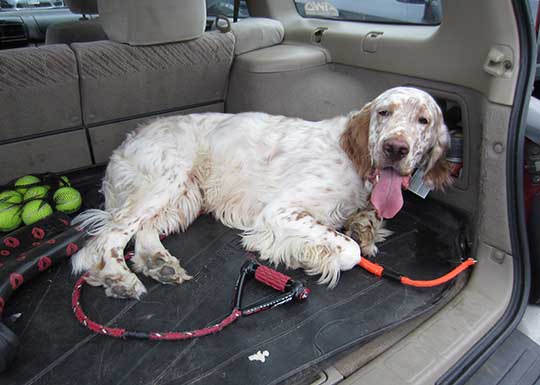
[0,169,468,385]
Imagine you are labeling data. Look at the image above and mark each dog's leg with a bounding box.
[131,226,192,284]
[74,170,202,298]
[131,172,203,284]
[242,205,360,288]
[78,230,147,299]
[73,117,211,299]
[343,206,391,257]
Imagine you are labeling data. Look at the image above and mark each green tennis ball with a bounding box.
[53,187,82,214]
[14,175,41,195]
[0,190,23,205]
[59,175,71,187]
[22,200,53,225]
[23,186,50,201]
[0,203,22,232]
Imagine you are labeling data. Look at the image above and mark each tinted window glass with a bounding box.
[294,0,442,25]
[1,0,64,9]
[207,0,249,18]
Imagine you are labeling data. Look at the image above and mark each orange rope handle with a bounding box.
[358,258,384,277]
[357,257,476,287]
[400,258,476,287]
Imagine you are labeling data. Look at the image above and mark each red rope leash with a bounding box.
[358,257,476,288]
[72,274,243,340]
[72,260,310,340]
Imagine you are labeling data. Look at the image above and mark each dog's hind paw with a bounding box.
[105,274,146,299]
[85,272,147,299]
[143,252,192,285]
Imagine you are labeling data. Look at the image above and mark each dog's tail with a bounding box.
[72,209,112,236]
[71,209,113,274]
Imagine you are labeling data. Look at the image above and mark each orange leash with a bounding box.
[358,257,476,288]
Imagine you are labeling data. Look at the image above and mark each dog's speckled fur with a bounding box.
[72,87,450,298]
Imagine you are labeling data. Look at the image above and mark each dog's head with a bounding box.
[340,87,452,217]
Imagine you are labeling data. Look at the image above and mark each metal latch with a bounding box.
[311,27,328,44]
[362,31,383,53]
[483,45,514,78]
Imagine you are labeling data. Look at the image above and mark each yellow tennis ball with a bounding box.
[22,200,53,225]
[23,186,50,201]
[0,190,23,205]
[0,203,22,232]
[53,187,82,214]
[59,175,71,187]
[14,175,41,195]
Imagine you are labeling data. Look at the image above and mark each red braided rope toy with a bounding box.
[72,260,310,340]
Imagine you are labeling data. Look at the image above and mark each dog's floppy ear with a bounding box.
[340,103,372,179]
[423,122,452,190]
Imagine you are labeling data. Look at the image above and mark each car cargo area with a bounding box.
[0,167,470,385]
[0,0,523,384]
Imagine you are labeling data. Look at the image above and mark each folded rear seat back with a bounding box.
[72,34,235,126]
[225,18,330,119]
[74,0,235,163]
[0,45,91,184]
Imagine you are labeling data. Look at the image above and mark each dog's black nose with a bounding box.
[383,138,409,161]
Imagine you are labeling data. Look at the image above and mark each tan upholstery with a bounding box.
[233,44,327,73]
[0,45,82,141]
[0,45,91,183]
[98,0,207,46]
[230,17,284,55]
[72,32,235,125]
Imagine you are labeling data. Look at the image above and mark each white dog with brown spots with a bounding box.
[73,87,451,299]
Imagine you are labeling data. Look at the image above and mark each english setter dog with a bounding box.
[73,87,451,299]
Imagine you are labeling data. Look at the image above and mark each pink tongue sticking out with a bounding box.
[371,168,406,219]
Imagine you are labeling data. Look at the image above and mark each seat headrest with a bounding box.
[97,0,207,46]
[65,0,98,15]
[230,18,285,55]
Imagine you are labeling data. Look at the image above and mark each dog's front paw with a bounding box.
[105,276,147,299]
[345,209,385,258]
[360,242,378,258]
[302,240,360,289]
[337,238,361,270]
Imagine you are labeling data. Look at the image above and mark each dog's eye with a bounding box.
[378,110,390,117]
[418,117,429,125]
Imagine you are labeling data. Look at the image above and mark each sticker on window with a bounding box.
[304,1,339,17]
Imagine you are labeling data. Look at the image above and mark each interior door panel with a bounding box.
[251,0,519,106]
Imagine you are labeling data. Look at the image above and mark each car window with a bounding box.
[293,0,442,26]
[206,0,249,18]
[1,0,64,10]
